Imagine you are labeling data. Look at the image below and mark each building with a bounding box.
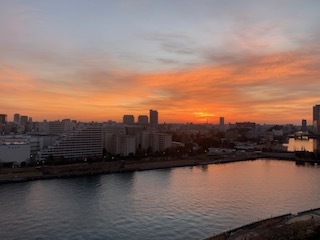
[14,113,20,124]
[159,133,172,151]
[113,135,136,156]
[149,133,172,152]
[313,105,320,134]
[20,116,28,126]
[0,114,7,125]
[0,139,30,164]
[136,131,151,150]
[301,119,307,132]
[37,124,103,161]
[138,115,148,124]
[102,124,127,153]
[236,122,256,129]
[149,109,158,126]
[219,117,224,125]
[33,121,49,132]
[102,124,139,156]
[0,134,42,158]
[48,119,74,135]
[123,115,134,125]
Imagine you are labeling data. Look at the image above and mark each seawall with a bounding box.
[205,208,320,240]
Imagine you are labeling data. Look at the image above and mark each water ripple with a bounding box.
[0,159,320,239]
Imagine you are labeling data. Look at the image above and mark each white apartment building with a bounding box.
[102,125,136,156]
[159,133,172,151]
[102,123,172,156]
[149,133,172,152]
[136,131,150,150]
[113,135,136,156]
[0,140,30,164]
[38,124,102,161]
[102,124,126,153]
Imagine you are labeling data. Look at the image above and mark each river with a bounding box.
[284,137,318,152]
[1,159,320,240]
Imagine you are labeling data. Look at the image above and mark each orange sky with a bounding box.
[1,1,320,124]
[1,47,319,124]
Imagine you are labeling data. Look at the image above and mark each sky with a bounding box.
[1,0,320,124]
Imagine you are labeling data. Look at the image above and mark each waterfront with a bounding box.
[284,138,318,152]
[1,159,320,240]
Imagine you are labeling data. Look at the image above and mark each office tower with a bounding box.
[20,116,28,126]
[149,109,158,126]
[219,117,224,125]
[301,119,307,132]
[138,115,148,124]
[0,114,7,124]
[313,105,320,134]
[28,117,33,123]
[123,115,134,125]
[14,113,20,124]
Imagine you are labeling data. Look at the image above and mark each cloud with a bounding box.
[1,1,320,123]
[1,42,319,124]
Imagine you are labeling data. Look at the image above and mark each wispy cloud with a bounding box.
[1,0,320,123]
[3,44,319,123]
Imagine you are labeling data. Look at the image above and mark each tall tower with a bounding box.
[313,105,320,134]
[149,109,158,126]
[301,119,307,132]
[0,114,7,124]
[14,113,20,124]
[219,117,225,125]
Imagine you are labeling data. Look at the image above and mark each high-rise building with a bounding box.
[0,114,7,125]
[20,116,28,126]
[138,115,148,124]
[14,113,20,124]
[149,109,158,126]
[301,119,307,132]
[123,115,134,125]
[219,117,224,125]
[313,105,320,134]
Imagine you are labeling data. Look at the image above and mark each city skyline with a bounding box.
[1,1,320,124]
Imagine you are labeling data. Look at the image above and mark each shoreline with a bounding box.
[205,207,320,240]
[0,152,318,184]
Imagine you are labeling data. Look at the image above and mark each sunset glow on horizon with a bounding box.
[1,0,320,124]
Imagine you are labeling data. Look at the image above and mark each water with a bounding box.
[284,138,318,152]
[1,159,320,240]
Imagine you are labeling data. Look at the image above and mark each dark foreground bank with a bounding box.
[205,208,320,240]
[1,152,318,184]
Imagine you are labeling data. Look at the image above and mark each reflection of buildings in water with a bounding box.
[285,138,317,152]
[200,165,208,172]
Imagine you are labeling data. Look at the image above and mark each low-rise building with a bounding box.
[0,140,30,164]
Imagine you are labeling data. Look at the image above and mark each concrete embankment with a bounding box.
[0,157,206,183]
[1,152,316,184]
[206,208,320,240]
